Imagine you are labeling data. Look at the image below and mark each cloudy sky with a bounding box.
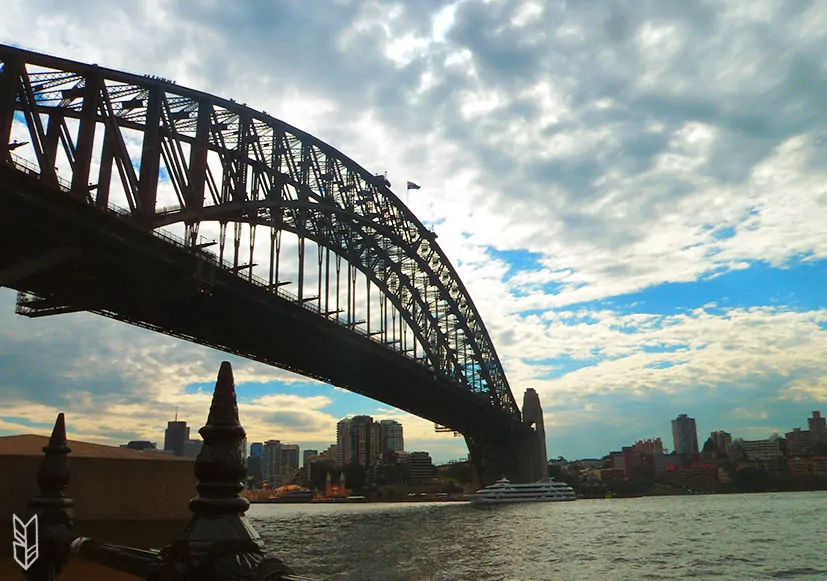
[2,0,826,464]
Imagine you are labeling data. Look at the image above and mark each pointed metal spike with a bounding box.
[48,411,67,448]
[205,361,240,427]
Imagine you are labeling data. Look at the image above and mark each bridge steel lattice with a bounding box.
[0,44,544,484]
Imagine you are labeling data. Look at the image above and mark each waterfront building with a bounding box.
[809,411,826,443]
[281,444,300,478]
[610,446,654,480]
[672,414,699,455]
[261,440,282,484]
[303,449,319,466]
[336,418,352,466]
[247,455,262,485]
[319,444,337,462]
[379,419,404,453]
[710,430,733,456]
[737,439,782,462]
[351,416,381,466]
[634,438,664,455]
[788,456,827,478]
[250,442,263,457]
[183,439,202,459]
[404,451,437,483]
[163,420,190,457]
[786,428,816,457]
[338,416,381,467]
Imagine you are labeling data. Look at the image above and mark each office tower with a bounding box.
[163,420,190,457]
[249,442,263,457]
[303,449,319,466]
[351,415,381,467]
[337,418,352,466]
[710,430,733,456]
[671,414,699,455]
[280,444,300,477]
[261,440,282,484]
[379,420,404,453]
[183,439,202,459]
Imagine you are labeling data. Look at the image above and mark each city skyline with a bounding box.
[2,2,827,464]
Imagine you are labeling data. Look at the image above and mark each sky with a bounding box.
[1,0,826,464]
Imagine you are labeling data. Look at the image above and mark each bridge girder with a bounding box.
[0,43,525,443]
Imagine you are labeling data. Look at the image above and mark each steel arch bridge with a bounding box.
[0,44,545,484]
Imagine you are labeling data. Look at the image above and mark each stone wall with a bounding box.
[0,435,197,557]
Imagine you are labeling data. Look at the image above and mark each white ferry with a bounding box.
[468,477,576,505]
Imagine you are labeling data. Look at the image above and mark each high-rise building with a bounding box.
[336,419,352,466]
[241,437,248,458]
[303,449,319,466]
[247,456,262,486]
[672,414,699,455]
[634,438,664,455]
[280,444,300,477]
[710,431,733,456]
[808,411,826,443]
[786,428,815,457]
[250,442,263,457]
[183,439,202,459]
[379,420,404,453]
[163,420,190,457]
[320,444,338,462]
[337,416,381,466]
[351,415,381,467]
[261,440,282,484]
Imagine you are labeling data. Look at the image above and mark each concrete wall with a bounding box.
[0,454,197,522]
[1,453,198,560]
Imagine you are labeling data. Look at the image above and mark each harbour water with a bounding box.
[250,491,827,580]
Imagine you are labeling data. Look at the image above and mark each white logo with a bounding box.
[12,514,39,571]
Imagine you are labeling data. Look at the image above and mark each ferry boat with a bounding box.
[468,477,576,505]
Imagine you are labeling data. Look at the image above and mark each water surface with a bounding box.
[248,492,827,580]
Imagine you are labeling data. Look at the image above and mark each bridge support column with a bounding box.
[466,389,550,486]
[465,427,536,486]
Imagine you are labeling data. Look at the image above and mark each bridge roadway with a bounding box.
[0,164,519,441]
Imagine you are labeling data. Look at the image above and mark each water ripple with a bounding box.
[247,491,827,580]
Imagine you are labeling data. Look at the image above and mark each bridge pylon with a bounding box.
[465,388,549,486]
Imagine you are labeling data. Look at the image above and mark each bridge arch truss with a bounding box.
[0,44,520,421]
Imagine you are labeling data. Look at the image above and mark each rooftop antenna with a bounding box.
[175,406,178,422]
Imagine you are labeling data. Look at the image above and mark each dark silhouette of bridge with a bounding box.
[0,44,546,485]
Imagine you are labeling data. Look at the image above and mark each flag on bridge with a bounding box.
[406,181,421,190]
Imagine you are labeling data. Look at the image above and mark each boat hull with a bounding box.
[469,496,576,505]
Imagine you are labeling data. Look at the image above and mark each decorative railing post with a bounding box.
[151,361,299,580]
[24,413,73,580]
[23,364,312,580]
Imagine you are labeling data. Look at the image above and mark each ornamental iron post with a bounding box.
[146,361,300,580]
[25,413,73,581]
[23,365,310,580]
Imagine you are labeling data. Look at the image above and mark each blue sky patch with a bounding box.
[486,247,545,279]
[561,259,827,316]
[0,416,56,430]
